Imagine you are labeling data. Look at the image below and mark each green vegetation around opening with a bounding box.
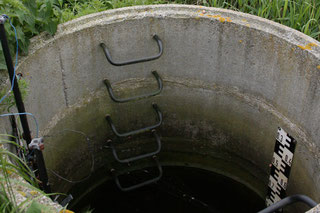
[61,0,320,41]
[62,0,320,44]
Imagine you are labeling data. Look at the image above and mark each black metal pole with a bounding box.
[0,15,51,193]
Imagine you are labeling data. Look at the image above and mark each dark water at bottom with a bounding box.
[71,166,265,213]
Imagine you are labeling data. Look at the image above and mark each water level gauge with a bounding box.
[266,127,297,207]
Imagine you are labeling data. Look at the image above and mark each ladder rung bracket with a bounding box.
[107,130,161,163]
[104,71,163,103]
[111,156,162,192]
[106,103,162,137]
[100,34,163,66]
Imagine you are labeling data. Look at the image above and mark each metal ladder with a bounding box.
[100,34,164,191]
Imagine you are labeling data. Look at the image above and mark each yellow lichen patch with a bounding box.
[241,19,248,22]
[195,17,200,20]
[226,17,232,22]
[239,40,243,43]
[199,13,204,16]
[298,43,318,50]
[307,43,318,47]
[59,210,74,213]
[317,65,320,69]
[219,17,226,23]
[17,191,26,197]
[200,6,203,8]
[298,45,312,50]
[5,168,13,175]
[197,10,201,13]
[30,191,38,196]
[212,15,221,18]
[246,24,250,27]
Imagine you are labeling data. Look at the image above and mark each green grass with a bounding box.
[0,136,61,213]
[197,0,320,40]
[0,136,35,212]
[61,0,320,41]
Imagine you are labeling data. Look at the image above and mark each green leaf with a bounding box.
[0,45,8,70]
[23,14,36,30]
[44,20,58,35]
[23,0,37,15]
[26,201,52,213]
[0,62,7,70]
[45,0,53,17]
[15,10,27,25]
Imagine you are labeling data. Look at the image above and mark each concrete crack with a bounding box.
[59,51,69,107]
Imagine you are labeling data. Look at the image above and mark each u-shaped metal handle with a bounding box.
[106,103,162,137]
[107,130,161,163]
[111,156,162,191]
[100,34,163,66]
[104,71,163,103]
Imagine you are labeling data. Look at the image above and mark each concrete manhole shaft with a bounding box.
[5,5,320,212]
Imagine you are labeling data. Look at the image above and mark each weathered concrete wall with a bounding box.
[10,5,320,210]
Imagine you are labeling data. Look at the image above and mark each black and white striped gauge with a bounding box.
[266,127,297,207]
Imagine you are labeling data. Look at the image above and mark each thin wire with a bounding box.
[49,167,93,184]
[0,113,39,137]
[0,14,18,104]
[45,129,95,183]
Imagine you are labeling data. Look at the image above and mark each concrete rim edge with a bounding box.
[23,5,320,59]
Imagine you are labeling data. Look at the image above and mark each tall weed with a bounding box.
[0,0,62,69]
